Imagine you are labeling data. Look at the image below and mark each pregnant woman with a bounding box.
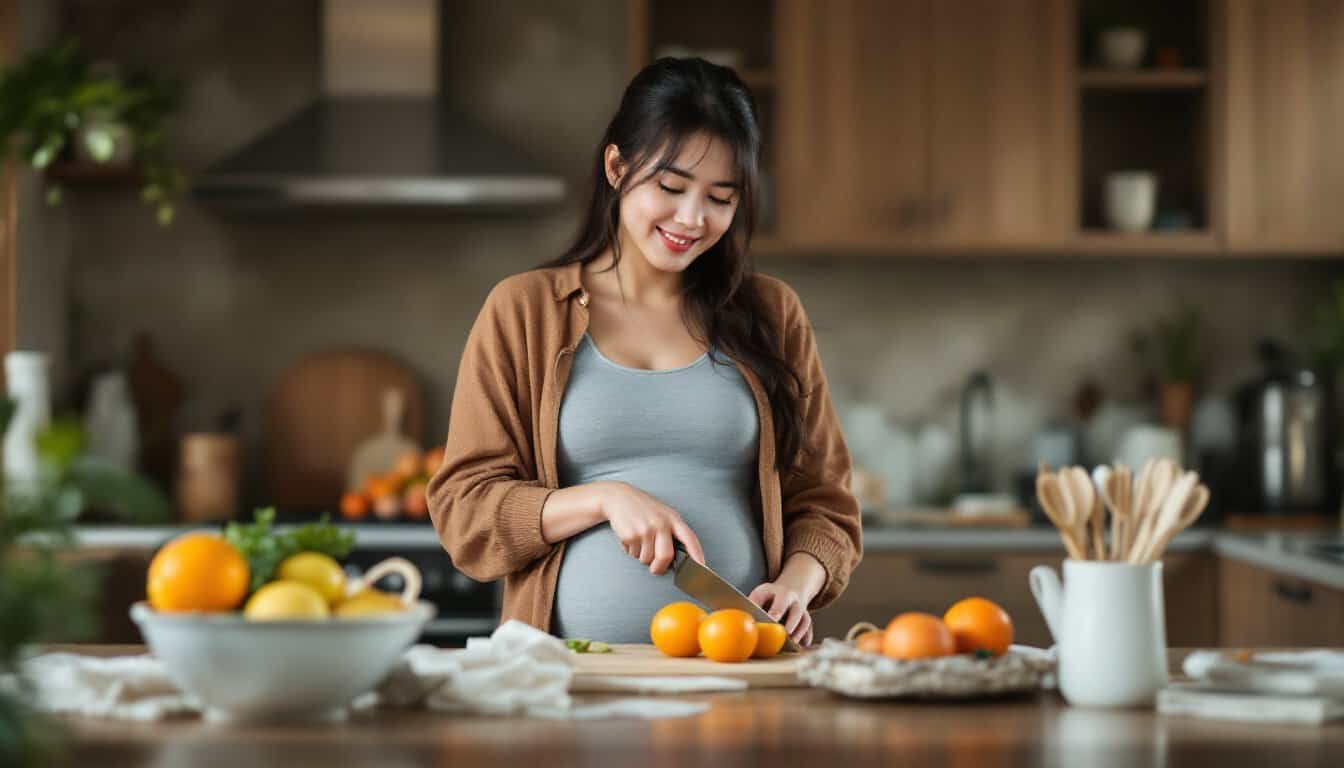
[428,57,861,647]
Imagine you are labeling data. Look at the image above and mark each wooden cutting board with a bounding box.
[570,644,807,689]
[267,348,424,511]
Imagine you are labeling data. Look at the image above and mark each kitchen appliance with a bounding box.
[1259,368,1327,512]
[1238,342,1329,515]
[672,546,801,653]
[266,348,424,514]
[193,0,564,208]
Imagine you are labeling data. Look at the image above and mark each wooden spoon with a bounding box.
[1140,483,1210,563]
[1065,466,1097,560]
[1130,459,1177,563]
[1036,470,1086,560]
[1127,459,1156,561]
[1115,464,1133,559]
[1131,469,1198,563]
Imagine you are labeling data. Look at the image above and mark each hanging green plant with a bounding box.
[0,40,184,225]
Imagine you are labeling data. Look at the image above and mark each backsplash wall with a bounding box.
[22,1,1344,506]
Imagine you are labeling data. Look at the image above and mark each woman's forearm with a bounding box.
[779,551,828,604]
[540,483,609,544]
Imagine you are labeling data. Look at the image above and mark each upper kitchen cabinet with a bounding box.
[774,0,1073,251]
[1221,0,1344,254]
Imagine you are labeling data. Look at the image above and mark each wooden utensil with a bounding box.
[1131,469,1198,564]
[1129,459,1177,563]
[1136,481,1209,563]
[1093,465,1126,561]
[267,348,424,511]
[1065,467,1097,559]
[1036,468,1087,560]
[1114,463,1133,560]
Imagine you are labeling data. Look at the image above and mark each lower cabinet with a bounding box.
[1219,559,1344,647]
[814,550,1219,648]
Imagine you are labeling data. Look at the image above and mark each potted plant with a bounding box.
[0,400,171,765]
[1134,307,1202,429]
[0,41,184,225]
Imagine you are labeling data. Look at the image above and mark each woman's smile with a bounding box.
[656,226,699,253]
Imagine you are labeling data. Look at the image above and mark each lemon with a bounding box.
[276,552,346,605]
[334,588,406,617]
[243,581,330,620]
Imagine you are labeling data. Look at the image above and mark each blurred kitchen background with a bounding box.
[5,0,1344,645]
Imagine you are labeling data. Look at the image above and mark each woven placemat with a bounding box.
[798,638,1056,699]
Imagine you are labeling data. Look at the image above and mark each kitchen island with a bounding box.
[49,648,1344,767]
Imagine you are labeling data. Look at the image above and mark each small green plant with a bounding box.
[0,40,184,225]
[1134,306,1202,385]
[225,508,356,594]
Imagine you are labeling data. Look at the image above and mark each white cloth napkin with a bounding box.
[5,621,716,721]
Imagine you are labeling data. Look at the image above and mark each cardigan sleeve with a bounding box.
[774,285,864,610]
[426,283,555,581]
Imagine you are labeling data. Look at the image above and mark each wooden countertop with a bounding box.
[47,647,1344,767]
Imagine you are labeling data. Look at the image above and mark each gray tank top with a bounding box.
[551,332,764,642]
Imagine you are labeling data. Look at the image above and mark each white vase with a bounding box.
[4,351,52,495]
[1105,171,1158,232]
[84,370,140,473]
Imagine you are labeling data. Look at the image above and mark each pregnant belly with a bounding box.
[551,522,766,644]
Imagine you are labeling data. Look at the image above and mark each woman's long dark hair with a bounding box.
[540,57,804,474]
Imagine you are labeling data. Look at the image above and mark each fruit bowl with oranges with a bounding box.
[798,597,1054,699]
[130,525,434,723]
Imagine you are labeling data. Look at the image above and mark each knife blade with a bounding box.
[671,546,801,653]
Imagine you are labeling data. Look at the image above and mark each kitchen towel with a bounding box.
[6,621,723,722]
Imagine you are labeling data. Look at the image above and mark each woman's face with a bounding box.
[606,132,741,275]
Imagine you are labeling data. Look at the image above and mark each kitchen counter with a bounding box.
[49,647,1344,767]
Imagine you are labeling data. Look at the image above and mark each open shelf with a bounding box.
[1073,230,1219,252]
[44,162,141,185]
[1078,68,1208,90]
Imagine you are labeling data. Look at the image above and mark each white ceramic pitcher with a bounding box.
[1030,560,1169,708]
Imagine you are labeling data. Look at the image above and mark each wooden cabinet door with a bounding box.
[1220,558,1344,646]
[926,0,1073,246]
[1223,0,1344,253]
[775,0,929,247]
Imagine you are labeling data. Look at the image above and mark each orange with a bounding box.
[340,491,370,520]
[882,612,956,660]
[392,451,422,480]
[402,481,429,518]
[943,597,1014,657]
[147,532,250,613]
[698,609,759,663]
[650,601,707,657]
[855,630,885,655]
[752,622,788,659]
[423,447,446,475]
[364,474,398,500]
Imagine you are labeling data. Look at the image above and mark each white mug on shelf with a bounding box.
[1104,171,1158,232]
[1030,560,1169,708]
[1100,27,1147,69]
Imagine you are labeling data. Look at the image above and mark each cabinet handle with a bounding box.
[914,558,999,574]
[1272,580,1313,604]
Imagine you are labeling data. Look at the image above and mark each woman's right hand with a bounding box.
[598,481,705,575]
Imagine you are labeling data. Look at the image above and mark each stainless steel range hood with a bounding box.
[192,0,565,208]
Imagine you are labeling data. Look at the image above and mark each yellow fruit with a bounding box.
[649,601,707,657]
[147,532,249,613]
[276,552,346,605]
[243,581,330,620]
[335,588,407,617]
[752,622,788,659]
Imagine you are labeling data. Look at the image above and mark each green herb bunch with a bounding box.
[224,508,356,594]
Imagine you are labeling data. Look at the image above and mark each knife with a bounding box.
[671,544,801,653]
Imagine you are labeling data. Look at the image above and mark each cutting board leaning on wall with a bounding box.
[267,348,425,512]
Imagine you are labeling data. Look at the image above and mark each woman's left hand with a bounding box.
[748,552,827,647]
[747,580,813,647]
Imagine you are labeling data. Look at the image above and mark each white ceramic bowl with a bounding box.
[130,600,436,723]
